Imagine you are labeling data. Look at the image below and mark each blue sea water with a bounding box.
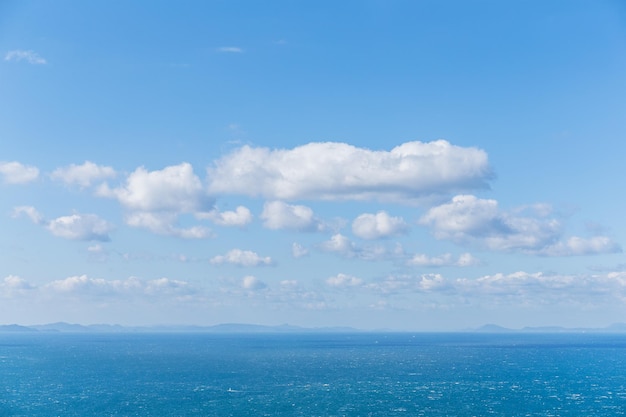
[1,332,626,416]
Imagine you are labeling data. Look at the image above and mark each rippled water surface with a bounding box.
[2,332,626,416]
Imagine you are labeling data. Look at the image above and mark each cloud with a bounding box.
[408,252,479,267]
[98,163,210,212]
[196,206,252,227]
[419,195,621,256]
[44,275,194,298]
[292,242,309,258]
[367,273,448,294]
[319,233,404,261]
[13,206,113,241]
[0,275,35,297]
[125,211,213,239]
[217,47,244,53]
[97,163,214,238]
[326,273,363,288]
[241,275,267,290]
[210,249,273,267]
[51,161,116,188]
[207,140,492,202]
[4,50,47,64]
[261,201,325,231]
[0,161,39,184]
[352,211,408,239]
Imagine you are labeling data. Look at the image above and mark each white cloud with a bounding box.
[4,50,47,64]
[217,47,244,53]
[320,233,356,256]
[13,206,113,241]
[210,249,272,267]
[419,195,621,256]
[125,211,213,239]
[97,163,214,238]
[408,252,479,267]
[352,211,408,240]
[367,273,448,294]
[51,161,116,188]
[292,242,309,258]
[98,163,210,212]
[241,275,267,290]
[47,213,113,241]
[45,275,194,298]
[207,140,492,202]
[196,206,252,227]
[0,161,39,184]
[261,201,325,231]
[0,275,34,296]
[326,273,363,288]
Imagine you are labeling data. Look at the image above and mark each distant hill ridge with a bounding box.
[2,322,626,333]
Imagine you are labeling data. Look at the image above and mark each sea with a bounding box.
[1,332,626,416]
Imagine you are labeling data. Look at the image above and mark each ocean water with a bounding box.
[1,333,626,416]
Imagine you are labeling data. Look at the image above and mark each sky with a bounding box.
[1,0,625,331]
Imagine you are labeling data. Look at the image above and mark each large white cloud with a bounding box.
[207,140,492,202]
[13,206,113,241]
[51,161,116,188]
[352,211,408,240]
[97,163,214,238]
[210,249,273,267]
[261,201,325,231]
[419,195,621,256]
[98,163,211,212]
[0,161,39,184]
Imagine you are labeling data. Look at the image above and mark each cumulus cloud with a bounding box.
[97,163,214,238]
[241,275,267,290]
[125,211,213,239]
[0,275,34,297]
[13,206,113,241]
[0,161,39,184]
[210,249,273,267]
[51,161,116,188]
[326,273,363,288]
[4,50,47,64]
[320,233,356,255]
[352,211,408,240]
[261,201,325,231]
[408,252,479,267]
[44,275,194,298]
[196,206,252,227]
[207,140,492,202]
[319,233,404,261]
[292,242,309,258]
[367,273,448,294]
[419,195,621,256]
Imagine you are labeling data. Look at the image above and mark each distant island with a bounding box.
[2,322,626,333]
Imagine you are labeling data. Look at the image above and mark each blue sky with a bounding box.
[1,0,625,330]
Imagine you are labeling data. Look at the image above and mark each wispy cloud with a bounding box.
[216,46,244,53]
[4,50,47,65]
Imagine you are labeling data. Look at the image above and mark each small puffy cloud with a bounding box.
[4,50,46,64]
[319,234,404,261]
[197,206,252,227]
[326,273,363,288]
[368,273,448,294]
[419,195,621,256]
[217,47,244,53]
[320,233,355,255]
[261,201,325,231]
[0,275,34,296]
[241,275,267,290]
[13,206,113,241]
[207,140,492,202]
[352,211,408,240]
[210,249,272,267]
[292,242,309,258]
[47,213,113,241]
[125,211,212,239]
[51,161,116,188]
[408,252,479,267]
[0,161,39,184]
